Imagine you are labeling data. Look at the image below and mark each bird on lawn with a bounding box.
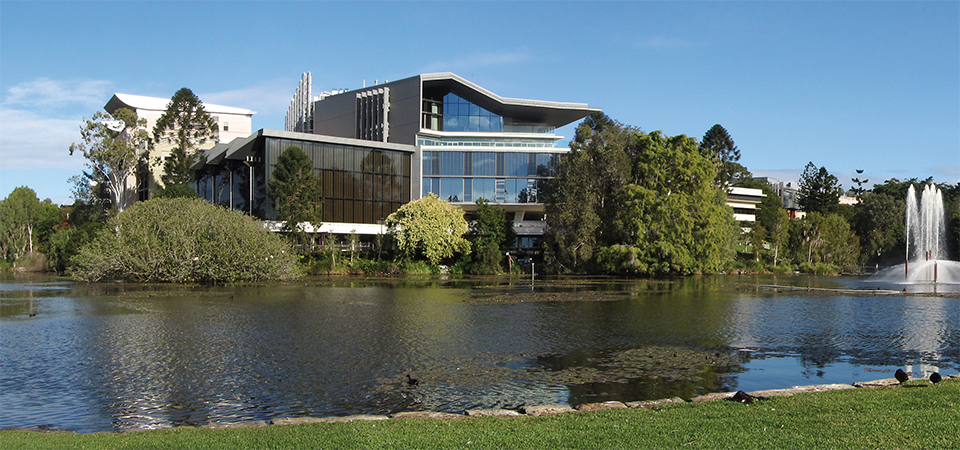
[406,374,420,387]
[930,372,942,384]
[731,390,755,404]
[895,368,909,384]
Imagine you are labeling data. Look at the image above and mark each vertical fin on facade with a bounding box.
[286,72,314,133]
[356,87,389,142]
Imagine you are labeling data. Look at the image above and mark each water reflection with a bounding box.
[1,274,957,433]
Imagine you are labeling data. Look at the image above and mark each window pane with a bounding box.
[463,178,472,202]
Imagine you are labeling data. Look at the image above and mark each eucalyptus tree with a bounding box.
[69,107,151,213]
[0,187,43,260]
[153,88,218,187]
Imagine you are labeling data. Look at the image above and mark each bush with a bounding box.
[46,222,103,274]
[154,184,200,199]
[72,198,300,283]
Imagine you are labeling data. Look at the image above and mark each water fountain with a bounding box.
[873,184,960,289]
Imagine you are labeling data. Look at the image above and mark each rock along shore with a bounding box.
[6,374,957,434]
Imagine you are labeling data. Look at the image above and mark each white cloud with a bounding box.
[3,78,112,110]
[201,79,295,116]
[422,52,531,73]
[0,78,115,170]
[0,108,86,170]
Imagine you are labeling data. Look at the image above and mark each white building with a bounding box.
[104,93,256,208]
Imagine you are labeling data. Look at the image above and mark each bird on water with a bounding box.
[406,374,420,387]
[895,369,909,384]
[930,372,942,384]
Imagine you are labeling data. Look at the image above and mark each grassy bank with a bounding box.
[2,378,957,449]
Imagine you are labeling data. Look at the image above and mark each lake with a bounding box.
[1,273,957,433]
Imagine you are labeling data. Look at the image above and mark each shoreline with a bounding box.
[6,374,956,435]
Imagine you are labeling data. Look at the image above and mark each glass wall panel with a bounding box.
[463,178,472,203]
[474,152,495,176]
[441,152,462,176]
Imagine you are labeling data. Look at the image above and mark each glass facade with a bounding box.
[421,89,554,136]
[421,150,559,203]
[196,136,412,224]
[442,93,502,132]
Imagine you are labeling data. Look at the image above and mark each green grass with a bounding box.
[2,379,957,449]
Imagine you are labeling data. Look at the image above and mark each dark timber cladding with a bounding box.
[193,129,415,224]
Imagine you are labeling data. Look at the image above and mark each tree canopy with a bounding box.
[266,146,323,242]
[153,88,218,187]
[69,107,151,213]
[797,162,843,213]
[465,199,515,274]
[545,113,736,275]
[0,187,44,261]
[385,194,470,264]
[699,124,742,187]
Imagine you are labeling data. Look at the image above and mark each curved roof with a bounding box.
[420,72,599,128]
[105,93,256,116]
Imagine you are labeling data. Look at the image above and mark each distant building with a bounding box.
[104,93,255,209]
[727,187,765,222]
[838,195,859,206]
[753,177,803,218]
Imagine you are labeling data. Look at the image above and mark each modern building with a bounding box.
[194,72,600,244]
[754,177,803,218]
[726,187,765,223]
[104,93,256,209]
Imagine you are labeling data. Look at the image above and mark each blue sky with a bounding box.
[1,1,958,204]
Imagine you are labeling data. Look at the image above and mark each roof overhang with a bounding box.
[420,73,599,128]
[105,93,256,116]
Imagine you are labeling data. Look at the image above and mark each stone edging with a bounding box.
[6,375,957,433]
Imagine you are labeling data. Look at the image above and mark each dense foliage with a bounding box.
[385,193,470,264]
[72,198,299,282]
[546,113,736,275]
[798,161,843,214]
[464,199,515,274]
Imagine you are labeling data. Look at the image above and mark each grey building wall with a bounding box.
[314,75,423,147]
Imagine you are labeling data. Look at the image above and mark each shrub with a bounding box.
[72,198,300,283]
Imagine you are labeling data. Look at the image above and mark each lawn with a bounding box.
[1,378,957,449]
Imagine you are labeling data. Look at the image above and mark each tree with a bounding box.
[466,199,515,274]
[385,194,471,264]
[600,131,736,275]
[153,88,218,187]
[69,108,151,213]
[266,146,323,244]
[849,169,869,201]
[544,112,632,271]
[72,197,299,283]
[0,187,44,261]
[797,162,843,214]
[853,191,905,264]
[699,124,742,187]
